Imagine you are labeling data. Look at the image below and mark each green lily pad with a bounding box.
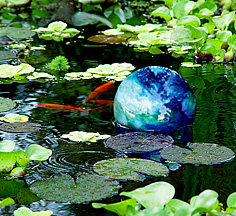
[30,173,120,203]
[0,51,15,62]
[93,158,169,180]
[160,143,235,165]
[0,97,16,113]
[0,113,29,123]
[88,33,133,44]
[106,132,173,153]
[0,122,41,133]
[0,27,35,40]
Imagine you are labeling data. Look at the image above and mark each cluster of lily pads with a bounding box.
[88,0,236,63]
[92,180,236,216]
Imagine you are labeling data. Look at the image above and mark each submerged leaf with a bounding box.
[30,173,120,203]
[0,122,41,133]
[0,97,16,112]
[93,158,169,180]
[160,143,235,164]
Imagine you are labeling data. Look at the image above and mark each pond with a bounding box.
[0,33,235,215]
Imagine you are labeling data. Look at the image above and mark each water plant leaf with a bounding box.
[0,27,35,40]
[0,198,15,208]
[0,122,41,133]
[72,11,112,28]
[30,173,120,203]
[227,192,236,208]
[173,1,195,19]
[92,198,137,216]
[170,27,193,43]
[135,207,167,216]
[190,189,219,210]
[25,144,52,161]
[0,97,16,112]
[13,207,53,216]
[88,33,133,44]
[165,198,191,215]
[9,167,27,177]
[61,131,110,143]
[48,21,67,32]
[120,181,175,208]
[177,15,201,27]
[0,113,29,123]
[212,11,235,31]
[0,140,15,152]
[160,143,235,164]
[151,7,171,23]
[93,158,169,180]
[0,51,15,62]
[106,132,173,153]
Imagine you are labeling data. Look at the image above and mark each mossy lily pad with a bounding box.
[160,143,235,165]
[0,97,16,112]
[30,173,120,203]
[106,132,173,153]
[93,158,169,180]
[0,27,35,40]
[0,122,41,133]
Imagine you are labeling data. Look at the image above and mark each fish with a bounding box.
[89,100,114,105]
[37,103,111,112]
[85,81,115,104]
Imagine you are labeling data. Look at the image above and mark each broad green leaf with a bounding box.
[16,150,30,167]
[151,7,171,23]
[206,38,224,51]
[14,207,53,216]
[138,32,157,43]
[198,1,217,12]
[227,192,236,208]
[203,23,215,34]
[165,0,175,8]
[0,151,23,173]
[0,140,15,152]
[216,31,232,42]
[200,43,217,56]
[177,15,201,27]
[173,1,195,19]
[0,198,15,208]
[25,144,52,161]
[0,97,17,112]
[30,173,120,203]
[165,199,190,214]
[170,27,193,43]
[0,114,29,123]
[48,21,67,32]
[0,27,35,40]
[93,158,169,180]
[174,207,195,216]
[212,11,235,31]
[9,167,26,177]
[92,198,137,216]
[227,35,236,50]
[190,189,219,210]
[135,207,167,216]
[72,11,112,28]
[198,8,214,17]
[120,181,175,208]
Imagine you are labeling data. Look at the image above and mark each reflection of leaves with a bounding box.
[160,143,235,165]
[93,158,169,180]
[30,173,120,203]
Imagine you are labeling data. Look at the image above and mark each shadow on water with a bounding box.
[0,41,235,215]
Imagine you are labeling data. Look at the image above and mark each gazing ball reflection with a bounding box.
[114,66,196,132]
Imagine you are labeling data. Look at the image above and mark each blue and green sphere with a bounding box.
[114,66,196,132]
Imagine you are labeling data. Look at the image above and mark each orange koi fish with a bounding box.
[37,103,110,112]
[89,100,114,105]
[85,81,115,104]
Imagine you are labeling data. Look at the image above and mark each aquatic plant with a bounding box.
[0,141,52,178]
[0,113,29,123]
[14,207,53,216]
[34,21,79,41]
[0,97,16,113]
[61,131,110,143]
[93,181,236,215]
[0,197,14,208]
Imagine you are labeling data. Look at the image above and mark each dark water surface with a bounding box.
[0,41,235,215]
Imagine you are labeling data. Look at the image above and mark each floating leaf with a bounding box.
[0,97,16,112]
[181,62,201,67]
[0,122,41,133]
[121,181,175,208]
[61,131,110,143]
[106,132,173,153]
[0,198,15,208]
[0,113,29,123]
[25,144,52,161]
[30,173,120,203]
[13,207,53,216]
[160,143,235,164]
[93,158,169,180]
[88,33,133,44]
[0,51,15,62]
[0,140,15,152]
[0,27,35,40]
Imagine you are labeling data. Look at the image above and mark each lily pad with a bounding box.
[0,97,16,113]
[0,51,15,62]
[0,27,35,40]
[30,173,120,203]
[0,113,29,123]
[106,132,174,153]
[88,33,133,44]
[93,158,169,180]
[160,143,235,165]
[0,122,41,133]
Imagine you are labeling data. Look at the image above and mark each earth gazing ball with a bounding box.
[114,66,196,132]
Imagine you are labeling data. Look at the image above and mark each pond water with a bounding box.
[0,38,235,215]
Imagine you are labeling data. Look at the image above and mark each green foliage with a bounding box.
[0,114,29,123]
[45,56,70,77]
[0,197,14,208]
[0,141,52,178]
[13,207,53,216]
[93,181,236,216]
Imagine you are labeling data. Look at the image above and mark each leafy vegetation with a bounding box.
[93,181,236,216]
